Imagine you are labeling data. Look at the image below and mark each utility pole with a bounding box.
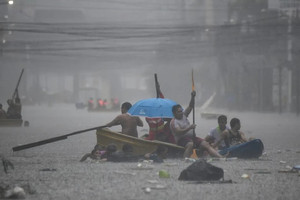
[287,9,293,112]
[296,9,300,116]
[278,65,282,114]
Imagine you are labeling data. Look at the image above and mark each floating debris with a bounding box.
[293,165,300,170]
[131,163,154,170]
[114,171,136,176]
[278,170,298,173]
[285,165,293,170]
[185,158,196,163]
[20,183,36,195]
[4,186,26,199]
[241,174,250,179]
[154,184,167,189]
[159,170,170,178]
[142,185,167,190]
[279,161,286,164]
[244,168,268,171]
[278,165,300,174]
[144,187,151,193]
[39,168,57,172]
[253,171,271,174]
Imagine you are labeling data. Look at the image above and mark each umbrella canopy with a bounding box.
[128,98,178,118]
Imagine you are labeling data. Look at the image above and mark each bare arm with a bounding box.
[205,135,215,145]
[213,130,228,148]
[171,121,196,137]
[239,131,248,142]
[184,91,196,117]
[80,153,91,162]
[105,115,121,127]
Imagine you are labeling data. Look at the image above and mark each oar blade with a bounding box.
[192,68,195,91]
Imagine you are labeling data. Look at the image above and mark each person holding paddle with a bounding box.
[170,91,223,158]
[6,96,22,119]
[105,102,143,137]
[6,69,23,119]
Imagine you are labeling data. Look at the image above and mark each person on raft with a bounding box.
[104,102,143,137]
[213,118,249,149]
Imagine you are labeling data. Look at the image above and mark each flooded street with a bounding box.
[1,104,299,199]
[2,104,300,156]
[1,0,300,199]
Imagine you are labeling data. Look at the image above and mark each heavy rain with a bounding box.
[0,0,299,199]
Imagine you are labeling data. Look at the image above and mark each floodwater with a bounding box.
[1,104,300,199]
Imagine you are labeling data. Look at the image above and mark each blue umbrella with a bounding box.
[128,98,178,118]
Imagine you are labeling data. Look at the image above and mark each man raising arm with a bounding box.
[170,91,223,158]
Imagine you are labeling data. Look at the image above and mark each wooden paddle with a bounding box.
[154,73,159,98]
[192,69,195,127]
[190,68,198,159]
[12,68,24,99]
[12,125,108,152]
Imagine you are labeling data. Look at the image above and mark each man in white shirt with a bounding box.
[170,91,223,158]
[205,115,229,150]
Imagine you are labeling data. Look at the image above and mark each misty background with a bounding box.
[0,0,299,114]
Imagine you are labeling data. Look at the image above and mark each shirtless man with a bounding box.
[105,102,143,137]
